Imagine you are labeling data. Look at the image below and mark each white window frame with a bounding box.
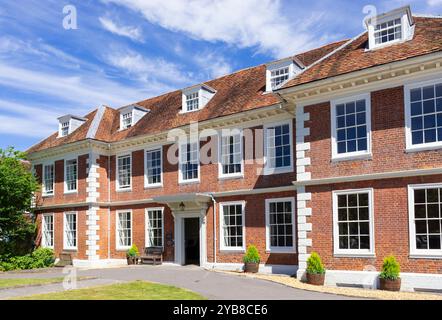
[42,213,54,249]
[185,91,200,112]
[219,201,246,252]
[263,120,294,175]
[404,76,442,153]
[265,197,296,253]
[218,130,244,179]
[178,141,200,184]
[373,17,403,47]
[144,147,163,188]
[116,210,133,251]
[266,60,297,92]
[332,188,375,257]
[60,121,70,137]
[145,207,164,248]
[42,162,55,197]
[408,183,442,258]
[116,153,132,191]
[331,93,372,161]
[64,157,78,194]
[121,111,133,130]
[63,211,77,251]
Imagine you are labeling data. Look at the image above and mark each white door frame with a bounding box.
[173,211,207,266]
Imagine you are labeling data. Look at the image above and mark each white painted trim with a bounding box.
[408,183,442,257]
[63,156,78,194]
[145,207,165,248]
[265,197,297,253]
[292,167,442,187]
[178,141,200,184]
[218,129,244,180]
[63,211,78,251]
[116,209,133,251]
[332,188,375,257]
[330,93,372,161]
[404,75,442,152]
[219,201,246,251]
[144,146,163,189]
[116,153,132,192]
[41,213,54,249]
[42,161,55,197]
[263,119,294,175]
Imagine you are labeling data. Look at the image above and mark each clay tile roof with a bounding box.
[282,16,442,89]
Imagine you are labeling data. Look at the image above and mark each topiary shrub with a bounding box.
[379,255,400,280]
[306,252,326,275]
[127,244,140,257]
[243,245,260,264]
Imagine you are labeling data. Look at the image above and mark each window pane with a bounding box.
[268,200,294,248]
[266,124,291,170]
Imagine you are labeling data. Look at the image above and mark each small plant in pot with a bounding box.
[306,252,326,286]
[243,245,260,273]
[379,255,401,291]
[126,244,140,265]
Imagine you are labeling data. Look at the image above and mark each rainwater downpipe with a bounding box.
[107,144,111,260]
[209,194,217,267]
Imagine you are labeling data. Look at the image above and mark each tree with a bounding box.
[0,147,38,257]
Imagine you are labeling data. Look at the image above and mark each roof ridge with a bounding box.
[413,13,442,19]
[278,31,367,91]
[86,105,106,139]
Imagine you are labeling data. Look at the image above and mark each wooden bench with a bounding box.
[140,247,163,265]
[55,252,73,267]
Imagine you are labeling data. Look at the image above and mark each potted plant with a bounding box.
[379,255,401,291]
[243,245,260,273]
[306,252,326,286]
[126,244,140,265]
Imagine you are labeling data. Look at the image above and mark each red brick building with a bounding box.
[28,6,442,291]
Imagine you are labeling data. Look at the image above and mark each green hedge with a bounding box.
[0,248,55,272]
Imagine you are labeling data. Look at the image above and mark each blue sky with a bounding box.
[0,0,441,151]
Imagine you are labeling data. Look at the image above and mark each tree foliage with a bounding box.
[0,147,38,256]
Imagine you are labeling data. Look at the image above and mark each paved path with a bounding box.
[0,265,360,300]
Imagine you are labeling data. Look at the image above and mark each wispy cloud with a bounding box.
[99,16,143,42]
[194,51,232,79]
[105,49,192,85]
[428,0,442,6]
[104,0,335,59]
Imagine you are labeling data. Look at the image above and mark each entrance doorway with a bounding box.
[184,218,200,265]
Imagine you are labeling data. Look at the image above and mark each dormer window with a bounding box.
[270,67,290,90]
[365,6,414,50]
[181,84,216,114]
[266,58,303,92]
[186,92,200,112]
[374,18,402,45]
[119,104,149,130]
[58,115,87,138]
[61,122,69,137]
[122,112,133,129]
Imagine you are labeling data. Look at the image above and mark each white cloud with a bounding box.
[194,51,232,79]
[99,16,143,42]
[104,0,331,58]
[105,50,192,85]
[0,63,156,108]
[428,0,442,6]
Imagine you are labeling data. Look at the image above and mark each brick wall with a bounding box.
[307,175,442,274]
[305,86,442,180]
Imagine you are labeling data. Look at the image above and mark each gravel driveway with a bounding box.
[0,265,360,300]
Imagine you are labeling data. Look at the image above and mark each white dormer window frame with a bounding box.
[266,59,301,92]
[60,122,69,137]
[57,115,87,138]
[181,85,216,114]
[121,111,133,130]
[366,6,414,51]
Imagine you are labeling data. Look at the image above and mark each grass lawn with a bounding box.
[17,281,206,300]
[0,277,65,289]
